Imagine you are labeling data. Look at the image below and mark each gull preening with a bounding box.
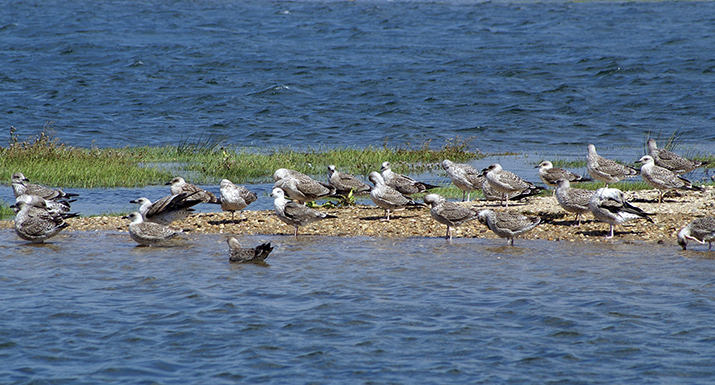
[441,159,485,202]
[13,195,77,243]
[647,138,709,174]
[327,165,371,196]
[481,163,542,207]
[637,155,702,204]
[219,179,257,220]
[586,144,639,186]
[380,161,439,196]
[271,187,337,236]
[166,177,219,204]
[130,192,202,225]
[677,217,715,251]
[368,171,424,221]
[554,179,594,226]
[588,187,654,238]
[536,161,590,193]
[123,212,182,246]
[227,236,274,263]
[11,172,79,201]
[424,193,478,240]
[273,168,335,204]
[477,209,541,246]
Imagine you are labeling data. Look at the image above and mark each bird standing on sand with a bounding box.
[481,163,542,207]
[647,138,709,174]
[554,179,594,226]
[123,212,182,246]
[380,161,439,196]
[536,161,590,194]
[13,197,77,243]
[588,187,654,238]
[273,168,335,204]
[637,155,702,204]
[424,193,478,240]
[271,187,337,237]
[166,177,219,204]
[441,159,485,202]
[11,172,79,201]
[677,217,715,251]
[227,236,274,263]
[219,179,257,220]
[130,192,202,225]
[477,209,541,246]
[327,165,371,196]
[368,171,424,221]
[586,144,639,187]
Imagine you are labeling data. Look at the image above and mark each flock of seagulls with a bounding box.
[6,139,715,254]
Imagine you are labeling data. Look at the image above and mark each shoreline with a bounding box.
[2,187,713,247]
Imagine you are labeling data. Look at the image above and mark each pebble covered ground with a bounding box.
[3,187,714,247]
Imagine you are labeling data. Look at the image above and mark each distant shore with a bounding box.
[2,187,713,248]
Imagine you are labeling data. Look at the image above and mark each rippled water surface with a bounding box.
[1,232,715,383]
[2,0,715,156]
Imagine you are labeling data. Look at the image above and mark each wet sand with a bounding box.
[2,187,713,247]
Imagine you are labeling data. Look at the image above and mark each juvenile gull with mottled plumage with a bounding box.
[554,179,594,226]
[481,163,542,207]
[219,179,257,220]
[536,161,590,193]
[13,196,77,243]
[166,177,219,204]
[11,172,79,201]
[227,236,274,263]
[368,171,424,221]
[380,161,439,196]
[677,217,715,251]
[327,165,371,196]
[271,187,337,236]
[130,192,201,225]
[586,144,639,187]
[647,138,709,174]
[424,193,478,240]
[273,168,335,204]
[637,155,702,204]
[477,209,541,246]
[441,159,484,202]
[123,212,182,246]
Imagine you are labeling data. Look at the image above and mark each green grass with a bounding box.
[1,127,485,187]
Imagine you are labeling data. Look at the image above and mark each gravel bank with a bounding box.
[2,187,713,247]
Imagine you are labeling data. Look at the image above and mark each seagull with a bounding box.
[586,144,639,187]
[11,172,79,201]
[535,161,590,195]
[166,177,219,204]
[481,163,542,207]
[647,138,710,174]
[424,194,478,240]
[481,177,543,203]
[368,171,424,221]
[677,217,715,251]
[380,161,439,196]
[130,192,202,225]
[227,236,274,263]
[219,179,257,220]
[123,212,182,246]
[441,159,485,202]
[271,187,337,236]
[327,165,371,196]
[273,168,335,204]
[14,194,74,216]
[588,187,654,238]
[637,155,703,203]
[554,179,594,226]
[477,209,541,246]
[13,197,77,243]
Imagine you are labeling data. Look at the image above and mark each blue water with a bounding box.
[2,0,714,156]
[3,0,715,383]
[1,232,715,384]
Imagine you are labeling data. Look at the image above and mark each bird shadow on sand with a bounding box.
[575,229,641,237]
[359,214,421,221]
[207,218,248,226]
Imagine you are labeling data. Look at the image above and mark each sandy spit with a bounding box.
[2,187,714,247]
